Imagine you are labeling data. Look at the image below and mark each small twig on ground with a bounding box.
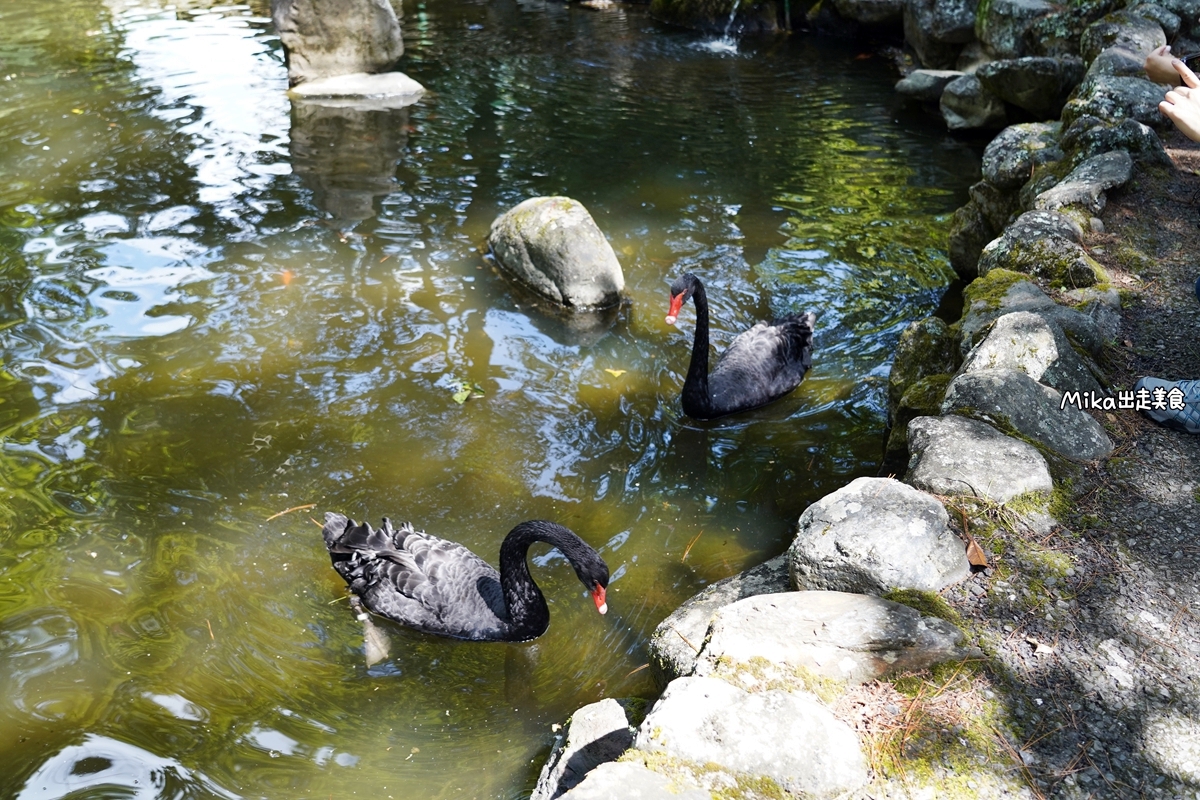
[681,530,703,562]
[205,619,215,641]
[670,625,699,653]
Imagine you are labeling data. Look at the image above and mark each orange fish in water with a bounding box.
[281,270,294,286]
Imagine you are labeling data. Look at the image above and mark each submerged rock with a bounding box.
[906,414,1054,502]
[788,477,971,595]
[288,72,425,105]
[942,368,1114,461]
[635,675,869,797]
[488,197,625,309]
[693,591,974,686]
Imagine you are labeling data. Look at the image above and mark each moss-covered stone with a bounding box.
[883,373,953,471]
[888,318,960,414]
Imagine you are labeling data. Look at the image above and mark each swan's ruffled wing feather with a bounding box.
[709,312,814,415]
[326,517,510,640]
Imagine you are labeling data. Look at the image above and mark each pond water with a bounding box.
[0,0,981,797]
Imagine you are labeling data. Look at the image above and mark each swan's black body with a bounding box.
[666,272,815,419]
[321,514,609,642]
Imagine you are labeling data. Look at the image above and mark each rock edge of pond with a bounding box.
[525,7,1191,800]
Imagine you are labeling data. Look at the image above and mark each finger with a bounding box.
[1174,58,1200,89]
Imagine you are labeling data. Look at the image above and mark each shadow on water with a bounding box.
[0,0,981,796]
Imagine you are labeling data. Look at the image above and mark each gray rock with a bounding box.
[889,316,960,412]
[959,271,1105,356]
[488,197,625,309]
[956,39,994,73]
[788,477,971,595]
[1129,3,1180,39]
[557,761,709,800]
[896,69,965,101]
[533,699,636,800]
[948,198,993,280]
[833,0,905,24]
[976,56,1085,119]
[1085,45,1151,78]
[977,0,1057,58]
[1034,150,1133,214]
[1063,75,1175,130]
[969,180,1021,234]
[647,555,791,687]
[941,74,1008,130]
[1079,10,1167,63]
[977,209,1105,288]
[904,0,961,68]
[635,676,870,797]
[981,122,1064,190]
[271,0,404,87]
[694,592,974,685]
[1156,0,1200,38]
[929,0,979,41]
[906,414,1054,502]
[1063,285,1122,341]
[942,368,1114,461]
[1023,0,1126,58]
[1061,114,1171,168]
[960,310,1104,395]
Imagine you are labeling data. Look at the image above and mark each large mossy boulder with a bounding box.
[489,197,625,309]
[904,0,978,67]
[1023,0,1124,57]
[1062,75,1175,130]
[959,310,1104,395]
[976,209,1106,288]
[981,121,1064,190]
[958,268,1105,356]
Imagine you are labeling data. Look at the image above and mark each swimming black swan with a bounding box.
[665,272,815,420]
[321,513,610,642]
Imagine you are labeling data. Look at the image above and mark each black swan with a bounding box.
[665,272,815,420]
[321,513,610,642]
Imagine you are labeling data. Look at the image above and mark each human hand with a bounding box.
[1146,45,1181,85]
[1161,61,1200,142]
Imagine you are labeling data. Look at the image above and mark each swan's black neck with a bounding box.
[497,520,589,641]
[681,278,713,418]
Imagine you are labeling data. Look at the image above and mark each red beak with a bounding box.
[666,293,684,325]
[592,583,608,615]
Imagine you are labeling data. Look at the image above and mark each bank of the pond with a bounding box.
[529,6,1200,800]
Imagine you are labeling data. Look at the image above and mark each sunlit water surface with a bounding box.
[0,0,980,796]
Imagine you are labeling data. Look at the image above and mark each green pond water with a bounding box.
[0,0,981,796]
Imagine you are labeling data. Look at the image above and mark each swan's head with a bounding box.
[665,272,700,325]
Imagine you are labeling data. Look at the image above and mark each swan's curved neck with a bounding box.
[497,522,557,639]
[682,280,713,417]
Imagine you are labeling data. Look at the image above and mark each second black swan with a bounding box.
[321,513,610,642]
[665,272,815,420]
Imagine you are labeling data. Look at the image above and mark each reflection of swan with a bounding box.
[666,272,815,419]
[322,514,610,642]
